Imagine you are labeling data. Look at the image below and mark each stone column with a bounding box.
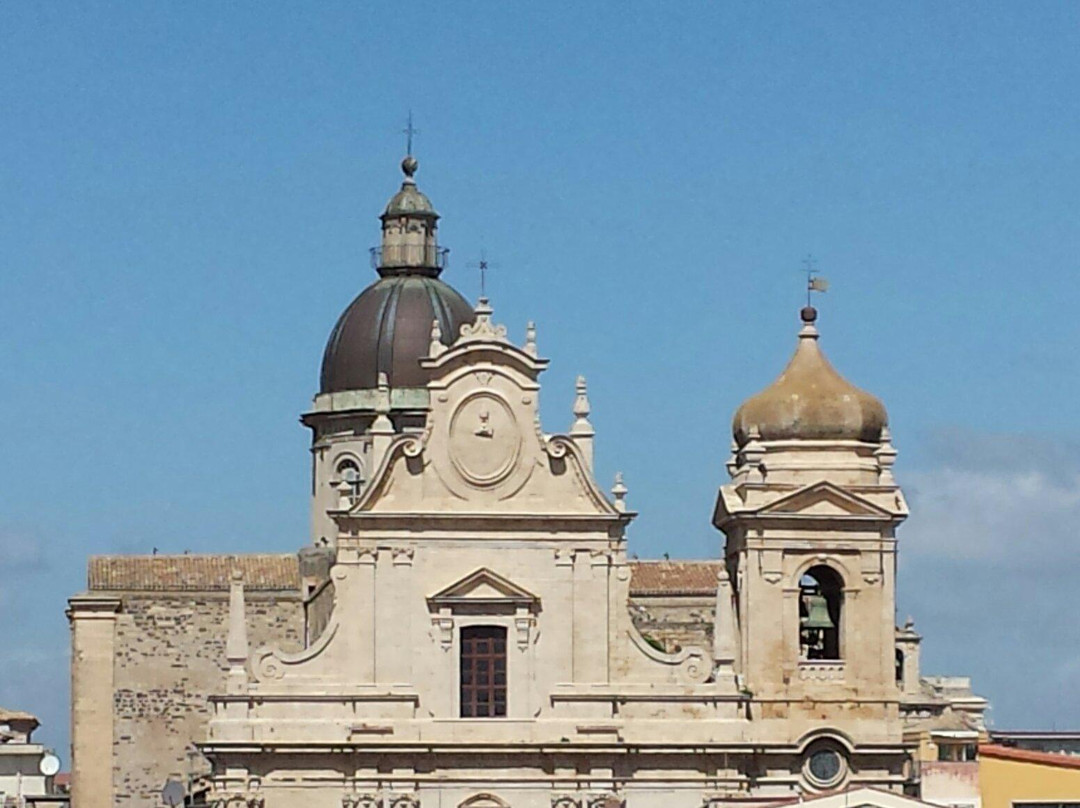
[67,594,121,808]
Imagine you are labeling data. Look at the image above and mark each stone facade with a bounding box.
[68,155,987,808]
[67,554,710,808]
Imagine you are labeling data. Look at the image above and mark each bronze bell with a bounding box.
[802,593,835,630]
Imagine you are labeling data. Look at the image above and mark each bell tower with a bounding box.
[714,305,908,719]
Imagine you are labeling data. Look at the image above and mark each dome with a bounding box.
[320,274,475,393]
[382,156,437,218]
[733,307,887,445]
[383,183,436,217]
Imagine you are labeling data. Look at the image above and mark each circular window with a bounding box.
[802,743,847,790]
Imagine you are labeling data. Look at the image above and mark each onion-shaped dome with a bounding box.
[733,307,887,445]
[320,275,474,393]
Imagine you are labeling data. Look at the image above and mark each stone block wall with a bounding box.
[72,554,308,808]
[111,590,303,807]
[630,593,715,652]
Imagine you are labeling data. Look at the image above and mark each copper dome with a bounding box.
[320,275,475,393]
[733,307,887,445]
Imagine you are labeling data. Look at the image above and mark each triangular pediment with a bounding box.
[428,567,539,607]
[757,481,891,518]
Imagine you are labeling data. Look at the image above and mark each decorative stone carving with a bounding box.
[586,794,624,808]
[342,794,381,808]
[875,426,898,485]
[514,613,536,650]
[551,796,581,808]
[431,613,454,650]
[458,298,508,343]
[611,472,627,513]
[760,549,782,585]
[524,321,537,356]
[392,547,415,566]
[798,660,846,682]
[861,550,882,584]
[386,793,420,808]
[210,779,263,807]
[590,549,612,567]
[627,625,711,684]
[448,392,522,487]
[429,318,446,358]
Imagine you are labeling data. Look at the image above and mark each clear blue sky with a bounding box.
[2,2,1079,759]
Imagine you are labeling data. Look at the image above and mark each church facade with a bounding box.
[68,155,985,808]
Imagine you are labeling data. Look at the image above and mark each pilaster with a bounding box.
[67,593,121,808]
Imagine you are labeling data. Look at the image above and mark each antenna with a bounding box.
[802,254,828,306]
[38,753,60,777]
[467,250,500,299]
[402,111,419,156]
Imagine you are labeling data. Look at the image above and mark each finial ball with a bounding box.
[401,155,418,178]
[800,305,817,323]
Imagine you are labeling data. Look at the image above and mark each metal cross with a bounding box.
[402,111,419,156]
[468,251,499,298]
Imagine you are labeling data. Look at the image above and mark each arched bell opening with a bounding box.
[895,648,905,686]
[799,565,843,660]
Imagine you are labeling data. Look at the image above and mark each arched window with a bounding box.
[335,459,363,501]
[895,649,905,686]
[799,565,843,660]
[460,626,507,718]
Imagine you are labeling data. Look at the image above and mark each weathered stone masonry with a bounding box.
[70,554,305,808]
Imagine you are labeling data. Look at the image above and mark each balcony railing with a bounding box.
[798,660,846,682]
[370,244,449,270]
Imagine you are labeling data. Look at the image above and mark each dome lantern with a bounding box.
[372,155,448,277]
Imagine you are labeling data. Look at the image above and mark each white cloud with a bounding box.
[896,428,1080,729]
[903,467,1080,564]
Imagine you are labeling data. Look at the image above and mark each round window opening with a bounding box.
[803,744,847,790]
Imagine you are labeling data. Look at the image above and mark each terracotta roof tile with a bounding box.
[979,743,1080,769]
[629,561,721,596]
[88,554,300,592]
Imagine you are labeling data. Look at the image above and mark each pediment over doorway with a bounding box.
[428,567,539,610]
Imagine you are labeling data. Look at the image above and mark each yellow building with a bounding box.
[980,744,1080,808]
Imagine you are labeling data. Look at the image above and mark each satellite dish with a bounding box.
[161,779,185,806]
[39,753,60,776]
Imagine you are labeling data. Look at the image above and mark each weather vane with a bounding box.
[802,254,829,307]
[402,111,419,156]
[468,250,499,299]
